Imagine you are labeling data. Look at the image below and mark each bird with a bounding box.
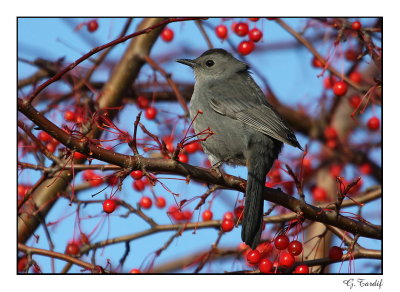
[177,48,303,249]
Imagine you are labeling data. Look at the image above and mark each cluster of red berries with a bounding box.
[243,234,309,274]
[168,205,193,222]
[215,19,263,56]
[131,170,150,191]
[136,96,158,120]
[324,125,339,149]
[83,170,104,187]
[17,256,41,273]
[347,96,380,131]
[38,131,60,154]
[162,136,203,163]
[63,109,85,124]
[216,207,245,232]
[137,195,166,210]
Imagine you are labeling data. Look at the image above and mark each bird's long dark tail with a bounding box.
[241,153,270,250]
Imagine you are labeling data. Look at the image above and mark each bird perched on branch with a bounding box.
[177,49,303,249]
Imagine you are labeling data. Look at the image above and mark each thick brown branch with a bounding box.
[18,97,382,240]
[18,243,109,273]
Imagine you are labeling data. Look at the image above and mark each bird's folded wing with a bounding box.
[210,96,303,150]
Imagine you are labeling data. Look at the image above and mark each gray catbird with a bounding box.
[177,49,303,249]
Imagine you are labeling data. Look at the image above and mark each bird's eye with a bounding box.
[206,60,215,67]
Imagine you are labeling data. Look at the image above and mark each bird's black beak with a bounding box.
[176,59,196,68]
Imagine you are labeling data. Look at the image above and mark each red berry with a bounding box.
[288,240,303,256]
[259,258,273,273]
[293,264,309,274]
[283,181,295,195]
[103,199,117,214]
[139,196,152,209]
[223,211,235,221]
[231,22,238,32]
[246,249,261,265]
[129,268,141,273]
[349,71,362,84]
[345,49,358,61]
[173,210,185,221]
[46,142,57,153]
[145,107,157,120]
[155,197,166,209]
[349,95,361,109]
[182,210,193,221]
[351,21,362,31]
[278,252,295,268]
[329,246,343,261]
[256,241,273,258]
[164,139,175,153]
[64,110,75,122]
[178,153,189,163]
[202,210,213,221]
[65,241,80,255]
[312,57,324,68]
[130,170,143,180]
[274,234,289,250]
[78,233,89,245]
[326,139,337,149]
[234,205,244,220]
[248,18,259,22]
[324,126,337,140]
[133,179,146,191]
[18,256,28,272]
[87,20,99,32]
[367,116,380,131]
[329,164,343,177]
[73,151,86,160]
[18,185,30,197]
[333,81,348,96]
[161,28,174,42]
[88,173,103,187]
[136,96,149,109]
[323,76,337,89]
[312,186,328,202]
[215,24,228,39]
[359,163,372,175]
[238,41,255,55]
[234,22,249,36]
[38,131,52,142]
[248,28,263,42]
[184,142,199,154]
[167,205,183,221]
[221,219,235,232]
[347,178,362,195]
[83,170,95,181]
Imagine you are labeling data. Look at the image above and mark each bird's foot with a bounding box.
[210,161,224,179]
